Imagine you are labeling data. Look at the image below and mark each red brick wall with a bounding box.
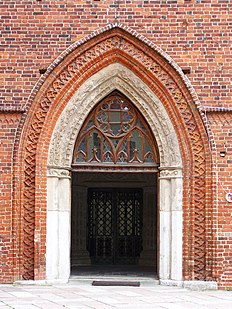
[0,113,21,283]
[0,0,231,288]
[208,112,232,289]
[1,1,231,109]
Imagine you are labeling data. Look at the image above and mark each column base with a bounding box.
[159,279,218,291]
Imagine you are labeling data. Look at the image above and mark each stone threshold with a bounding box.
[14,278,218,290]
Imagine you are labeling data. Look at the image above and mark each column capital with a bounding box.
[159,167,182,179]
[47,167,71,179]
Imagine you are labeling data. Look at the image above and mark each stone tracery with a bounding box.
[72,90,159,168]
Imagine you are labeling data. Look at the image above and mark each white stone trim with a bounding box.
[13,279,218,291]
[46,173,71,281]
[159,167,183,281]
[160,280,218,290]
[47,167,71,179]
[182,280,218,291]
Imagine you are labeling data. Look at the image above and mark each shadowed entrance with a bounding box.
[46,62,184,283]
[71,172,157,277]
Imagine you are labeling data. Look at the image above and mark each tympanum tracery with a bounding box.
[72,91,159,169]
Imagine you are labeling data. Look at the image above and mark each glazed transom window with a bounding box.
[72,91,158,169]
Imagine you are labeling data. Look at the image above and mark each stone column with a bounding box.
[139,186,157,267]
[71,185,91,266]
[170,173,183,281]
[46,168,71,282]
[159,167,183,281]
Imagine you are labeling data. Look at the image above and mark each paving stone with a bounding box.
[4,305,39,309]
[83,303,118,309]
[8,291,36,298]
[67,306,93,309]
[0,283,231,309]
[158,302,208,309]
[0,303,11,309]
[115,305,165,309]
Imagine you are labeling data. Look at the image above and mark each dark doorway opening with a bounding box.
[71,172,157,277]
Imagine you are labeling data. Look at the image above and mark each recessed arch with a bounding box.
[47,63,183,282]
[16,25,212,285]
[48,63,181,170]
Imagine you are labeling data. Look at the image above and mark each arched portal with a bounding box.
[71,90,159,274]
[17,25,212,286]
[46,63,183,282]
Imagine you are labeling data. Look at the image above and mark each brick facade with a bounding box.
[0,1,231,289]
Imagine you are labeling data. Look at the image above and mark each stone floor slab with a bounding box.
[0,282,231,309]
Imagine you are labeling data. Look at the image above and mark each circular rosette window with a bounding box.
[95,96,136,137]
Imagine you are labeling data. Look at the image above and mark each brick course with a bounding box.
[0,1,231,289]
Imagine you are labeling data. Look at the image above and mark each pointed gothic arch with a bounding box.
[72,90,159,170]
[15,25,212,286]
[47,63,183,281]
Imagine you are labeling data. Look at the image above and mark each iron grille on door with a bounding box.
[87,188,143,265]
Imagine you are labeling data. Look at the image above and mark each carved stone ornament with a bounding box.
[72,91,159,167]
[47,168,70,178]
[159,168,183,179]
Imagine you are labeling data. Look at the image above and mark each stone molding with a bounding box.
[47,167,71,179]
[48,63,182,169]
[160,280,217,291]
[159,167,183,179]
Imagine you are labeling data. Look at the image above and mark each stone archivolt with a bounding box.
[48,64,181,169]
[21,27,209,281]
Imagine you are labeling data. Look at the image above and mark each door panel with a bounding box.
[88,190,113,264]
[87,188,143,265]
